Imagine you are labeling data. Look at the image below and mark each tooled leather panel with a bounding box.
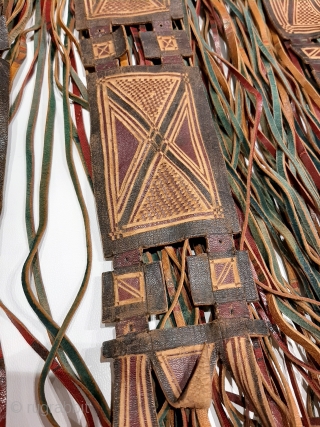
[89,65,239,257]
[102,319,268,359]
[113,355,158,427]
[151,344,216,407]
[262,0,320,85]
[0,58,9,215]
[75,0,184,30]
[262,0,320,38]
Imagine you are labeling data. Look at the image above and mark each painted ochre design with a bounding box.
[157,35,178,51]
[84,0,169,20]
[117,355,156,427]
[210,257,241,291]
[114,272,145,306]
[268,0,320,34]
[155,343,215,404]
[156,345,205,399]
[93,40,115,59]
[301,46,320,59]
[96,72,223,241]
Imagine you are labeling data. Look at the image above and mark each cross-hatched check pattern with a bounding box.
[112,76,178,124]
[296,0,320,25]
[267,0,320,34]
[96,71,223,242]
[86,0,168,18]
[133,160,212,223]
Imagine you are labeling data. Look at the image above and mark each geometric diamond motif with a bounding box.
[157,36,178,51]
[209,257,241,291]
[109,75,180,126]
[114,272,145,306]
[93,40,115,59]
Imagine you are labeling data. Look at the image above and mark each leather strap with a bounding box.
[0,6,9,216]
[0,58,9,216]
[0,341,6,427]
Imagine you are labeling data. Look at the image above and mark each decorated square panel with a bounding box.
[89,65,239,256]
[210,257,241,291]
[114,271,145,306]
[187,251,258,305]
[102,262,167,322]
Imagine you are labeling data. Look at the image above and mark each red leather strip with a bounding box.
[285,351,312,427]
[130,27,146,65]
[1,304,112,427]
[212,382,233,427]
[0,342,6,427]
[138,26,153,66]
[70,47,92,178]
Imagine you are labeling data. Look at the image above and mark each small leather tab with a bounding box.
[215,300,250,319]
[144,261,168,315]
[89,25,111,38]
[102,262,167,323]
[207,233,233,254]
[114,249,141,269]
[188,251,258,306]
[187,254,213,305]
[115,316,149,337]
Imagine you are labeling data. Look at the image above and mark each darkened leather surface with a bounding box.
[0,15,9,51]
[187,251,258,306]
[75,0,184,31]
[102,319,268,359]
[0,58,9,215]
[0,342,6,427]
[102,262,167,322]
